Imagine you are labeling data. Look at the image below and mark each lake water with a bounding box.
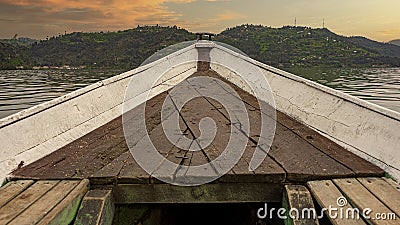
[288,67,400,113]
[0,69,123,119]
[0,68,399,119]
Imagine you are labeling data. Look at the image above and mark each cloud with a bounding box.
[213,11,246,21]
[1,0,399,41]
[0,0,194,38]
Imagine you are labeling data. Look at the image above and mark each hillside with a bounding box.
[389,39,400,46]
[216,25,400,68]
[348,37,400,58]
[1,25,400,70]
[0,26,194,70]
[27,26,194,69]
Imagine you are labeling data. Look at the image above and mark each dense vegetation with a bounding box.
[216,25,400,68]
[1,25,400,70]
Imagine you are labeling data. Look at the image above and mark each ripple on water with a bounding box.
[0,69,123,119]
[0,68,399,119]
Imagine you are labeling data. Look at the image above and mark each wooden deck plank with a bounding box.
[0,180,34,208]
[118,154,150,184]
[383,178,400,191]
[118,113,190,184]
[227,83,357,181]
[0,180,59,224]
[174,145,215,185]
[270,123,354,181]
[194,71,356,182]
[90,151,131,185]
[173,79,285,183]
[149,108,202,184]
[9,180,80,225]
[333,178,400,225]
[307,180,367,225]
[358,177,400,217]
[113,183,283,204]
[163,78,242,183]
[74,189,115,225]
[282,185,320,225]
[37,179,89,225]
[277,111,385,177]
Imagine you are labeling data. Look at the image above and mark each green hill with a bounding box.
[27,26,194,69]
[1,25,400,70]
[389,39,400,46]
[215,25,400,68]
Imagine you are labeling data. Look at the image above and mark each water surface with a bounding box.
[287,67,400,113]
[0,67,399,119]
[0,69,122,119]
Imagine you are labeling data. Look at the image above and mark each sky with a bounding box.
[0,0,399,42]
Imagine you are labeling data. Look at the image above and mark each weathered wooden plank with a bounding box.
[358,177,400,217]
[172,80,285,183]
[37,179,89,225]
[307,180,367,225]
[333,178,400,225]
[113,183,283,204]
[192,71,357,182]
[220,144,286,183]
[197,78,285,183]
[173,143,213,185]
[282,185,320,225]
[0,180,34,208]
[221,150,255,183]
[9,180,80,225]
[277,111,385,177]
[118,110,193,185]
[90,151,131,185]
[0,180,58,224]
[74,189,115,225]
[118,154,150,184]
[383,177,400,191]
[147,113,195,184]
[270,123,354,182]
[169,83,230,178]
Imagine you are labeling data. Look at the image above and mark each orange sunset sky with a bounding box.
[0,0,399,42]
